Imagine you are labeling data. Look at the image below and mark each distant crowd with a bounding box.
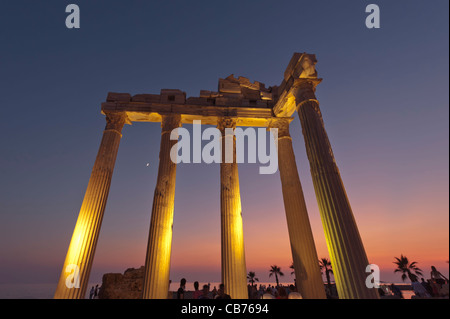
[382,266,449,299]
[90,264,448,299]
[173,278,303,300]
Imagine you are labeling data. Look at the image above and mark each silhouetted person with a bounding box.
[193,281,202,299]
[198,284,210,299]
[89,286,95,299]
[94,284,99,298]
[177,278,186,299]
[277,286,288,299]
[215,283,231,299]
[431,266,448,285]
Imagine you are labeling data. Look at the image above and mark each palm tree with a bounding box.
[393,254,423,282]
[247,271,259,287]
[269,265,284,287]
[319,258,333,289]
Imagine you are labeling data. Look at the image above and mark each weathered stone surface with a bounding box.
[185,97,209,105]
[132,94,161,103]
[215,97,243,107]
[98,266,145,299]
[283,53,318,81]
[160,89,186,104]
[106,74,276,111]
[219,78,241,94]
[241,86,260,100]
[106,92,131,102]
[199,90,212,98]
[260,91,273,100]
[214,74,275,106]
[255,100,268,107]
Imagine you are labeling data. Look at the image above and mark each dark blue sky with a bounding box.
[0,0,448,287]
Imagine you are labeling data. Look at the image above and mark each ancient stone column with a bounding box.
[271,118,326,299]
[142,114,181,299]
[54,112,128,299]
[218,117,248,299]
[293,79,379,299]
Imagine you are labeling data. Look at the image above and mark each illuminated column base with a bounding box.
[272,119,326,299]
[218,118,248,299]
[54,112,128,299]
[142,115,181,299]
[295,81,379,299]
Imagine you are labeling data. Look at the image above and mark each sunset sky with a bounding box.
[0,0,448,290]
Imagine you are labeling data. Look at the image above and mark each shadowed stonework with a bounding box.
[99,267,145,299]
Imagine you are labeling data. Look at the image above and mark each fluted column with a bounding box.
[142,114,181,299]
[271,118,326,299]
[294,79,379,299]
[218,118,248,299]
[54,112,128,299]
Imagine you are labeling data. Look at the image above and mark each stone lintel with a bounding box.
[102,52,320,125]
[101,101,285,127]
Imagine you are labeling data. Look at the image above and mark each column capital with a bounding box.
[104,112,130,135]
[268,118,292,139]
[161,114,182,133]
[292,78,322,106]
[217,117,237,132]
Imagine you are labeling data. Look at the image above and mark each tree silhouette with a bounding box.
[393,254,423,282]
[247,271,259,287]
[269,265,284,287]
[319,258,333,290]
